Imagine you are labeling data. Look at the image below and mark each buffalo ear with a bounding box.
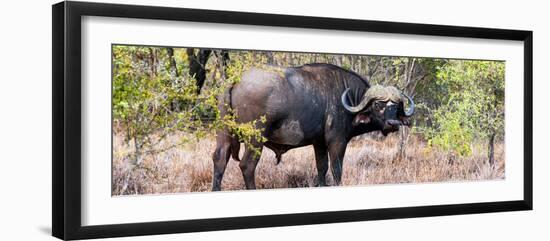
[353,113,370,126]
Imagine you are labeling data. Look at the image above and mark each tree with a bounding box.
[166,47,180,77]
[423,60,504,162]
[112,45,266,165]
[112,45,505,168]
[187,48,212,93]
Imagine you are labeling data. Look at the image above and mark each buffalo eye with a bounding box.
[373,101,385,111]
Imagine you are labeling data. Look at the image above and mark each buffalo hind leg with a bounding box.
[211,134,233,191]
[328,141,347,185]
[313,143,329,186]
[239,143,263,190]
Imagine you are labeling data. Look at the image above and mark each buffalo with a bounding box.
[211,63,414,191]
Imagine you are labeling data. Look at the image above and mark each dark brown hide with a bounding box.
[211,64,413,191]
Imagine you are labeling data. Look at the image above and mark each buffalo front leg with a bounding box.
[211,135,232,191]
[239,144,263,190]
[313,143,329,186]
[328,141,347,185]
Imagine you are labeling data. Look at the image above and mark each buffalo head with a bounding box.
[341,85,415,136]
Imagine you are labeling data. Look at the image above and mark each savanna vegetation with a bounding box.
[112,45,504,195]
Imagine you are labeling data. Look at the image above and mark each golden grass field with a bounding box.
[112,132,504,195]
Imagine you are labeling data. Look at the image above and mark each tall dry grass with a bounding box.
[112,132,504,195]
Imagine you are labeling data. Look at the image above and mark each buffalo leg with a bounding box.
[239,144,263,190]
[313,143,329,186]
[328,141,347,185]
[211,134,232,191]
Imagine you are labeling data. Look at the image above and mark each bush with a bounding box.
[112,46,265,164]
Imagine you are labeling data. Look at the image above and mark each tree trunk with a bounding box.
[133,137,143,166]
[398,127,410,160]
[286,53,291,66]
[214,50,230,82]
[367,57,382,81]
[397,58,417,160]
[167,48,180,77]
[186,48,212,93]
[266,52,274,65]
[488,132,496,166]
[148,48,158,77]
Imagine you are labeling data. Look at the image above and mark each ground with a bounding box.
[112,132,504,195]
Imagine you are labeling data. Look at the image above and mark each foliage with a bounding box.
[112,45,506,163]
[112,46,265,164]
[422,60,505,156]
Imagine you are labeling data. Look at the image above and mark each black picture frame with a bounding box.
[52,1,533,240]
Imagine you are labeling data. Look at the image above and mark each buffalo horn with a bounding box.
[342,88,371,113]
[402,92,415,117]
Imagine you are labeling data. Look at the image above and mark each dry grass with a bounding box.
[112,132,504,195]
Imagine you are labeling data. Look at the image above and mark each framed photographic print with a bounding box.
[52,1,533,240]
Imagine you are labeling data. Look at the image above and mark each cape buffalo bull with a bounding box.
[211,63,415,191]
